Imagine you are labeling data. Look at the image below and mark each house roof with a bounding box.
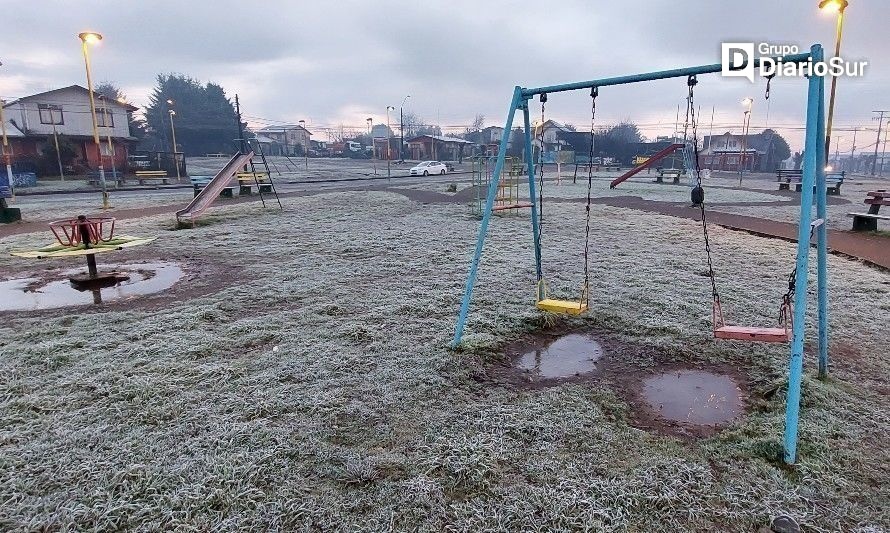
[407,134,473,144]
[256,124,312,135]
[702,131,780,154]
[5,85,139,112]
[253,135,277,144]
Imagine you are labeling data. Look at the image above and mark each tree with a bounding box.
[38,134,77,176]
[760,128,791,170]
[471,114,485,132]
[142,74,239,156]
[94,82,146,140]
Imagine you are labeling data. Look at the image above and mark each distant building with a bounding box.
[699,131,786,172]
[1,85,138,174]
[255,124,312,156]
[406,134,474,161]
[370,124,393,139]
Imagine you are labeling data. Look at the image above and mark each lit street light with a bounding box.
[78,31,110,209]
[819,0,849,164]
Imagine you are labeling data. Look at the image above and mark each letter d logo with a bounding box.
[722,43,755,82]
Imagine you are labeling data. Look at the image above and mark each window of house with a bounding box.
[38,104,64,125]
[97,109,114,127]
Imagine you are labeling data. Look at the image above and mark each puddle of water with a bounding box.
[515,333,605,378]
[0,262,184,311]
[642,370,743,425]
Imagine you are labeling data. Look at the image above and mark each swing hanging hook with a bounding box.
[540,93,547,103]
[687,74,698,88]
[765,73,776,100]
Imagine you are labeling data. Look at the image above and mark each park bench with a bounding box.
[87,169,124,186]
[778,170,844,195]
[847,189,890,231]
[190,176,235,198]
[655,168,683,184]
[135,170,169,185]
[777,169,802,190]
[236,172,273,195]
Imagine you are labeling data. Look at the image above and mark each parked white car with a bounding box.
[409,161,448,176]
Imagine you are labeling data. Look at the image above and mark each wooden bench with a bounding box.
[235,172,273,195]
[655,168,683,184]
[190,176,235,198]
[777,170,843,195]
[848,190,890,231]
[87,170,124,186]
[777,169,802,190]
[135,170,169,185]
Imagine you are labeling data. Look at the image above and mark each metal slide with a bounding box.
[609,143,684,189]
[175,151,254,224]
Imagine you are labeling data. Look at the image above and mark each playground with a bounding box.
[1,55,889,531]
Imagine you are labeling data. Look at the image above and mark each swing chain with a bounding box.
[583,87,598,306]
[779,221,819,326]
[687,75,720,305]
[537,93,547,280]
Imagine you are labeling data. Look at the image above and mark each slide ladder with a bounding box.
[609,143,684,189]
[176,152,254,224]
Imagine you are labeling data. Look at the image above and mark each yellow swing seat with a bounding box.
[535,280,589,315]
[536,298,588,315]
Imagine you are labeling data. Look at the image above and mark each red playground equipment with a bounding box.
[609,143,684,189]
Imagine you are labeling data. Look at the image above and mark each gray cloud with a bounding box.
[1,0,886,151]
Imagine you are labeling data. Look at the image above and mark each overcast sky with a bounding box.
[2,0,887,151]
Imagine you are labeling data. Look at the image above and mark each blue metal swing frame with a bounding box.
[451,44,829,465]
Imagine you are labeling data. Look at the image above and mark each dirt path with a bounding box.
[3,185,888,270]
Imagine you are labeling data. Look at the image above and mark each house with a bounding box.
[406,134,474,161]
[1,85,138,175]
[699,131,786,172]
[254,124,312,156]
[370,124,393,139]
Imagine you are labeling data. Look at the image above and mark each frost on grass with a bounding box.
[0,190,888,530]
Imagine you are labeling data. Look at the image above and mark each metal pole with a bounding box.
[873,111,888,175]
[783,43,824,465]
[51,114,65,181]
[882,122,889,176]
[815,73,829,381]
[452,87,521,347]
[81,38,108,209]
[168,110,181,180]
[0,85,16,201]
[400,106,404,161]
[824,6,845,164]
[386,107,393,178]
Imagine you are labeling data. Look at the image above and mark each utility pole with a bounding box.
[849,127,857,173]
[872,110,888,176]
[882,122,889,176]
[50,107,65,181]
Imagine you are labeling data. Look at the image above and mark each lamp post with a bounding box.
[367,117,375,175]
[400,95,410,162]
[0,60,17,200]
[819,0,849,164]
[739,97,753,184]
[386,106,394,177]
[78,31,109,209]
[298,119,308,169]
[167,100,181,181]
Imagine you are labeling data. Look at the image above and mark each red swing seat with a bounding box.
[712,299,791,343]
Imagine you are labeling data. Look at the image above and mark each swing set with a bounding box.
[451,45,831,465]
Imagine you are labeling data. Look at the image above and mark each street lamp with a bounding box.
[298,119,308,169]
[168,110,182,181]
[0,59,17,201]
[819,0,849,164]
[78,31,109,209]
[386,106,395,177]
[739,97,753,184]
[400,95,410,162]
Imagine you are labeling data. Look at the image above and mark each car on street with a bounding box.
[409,161,448,176]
